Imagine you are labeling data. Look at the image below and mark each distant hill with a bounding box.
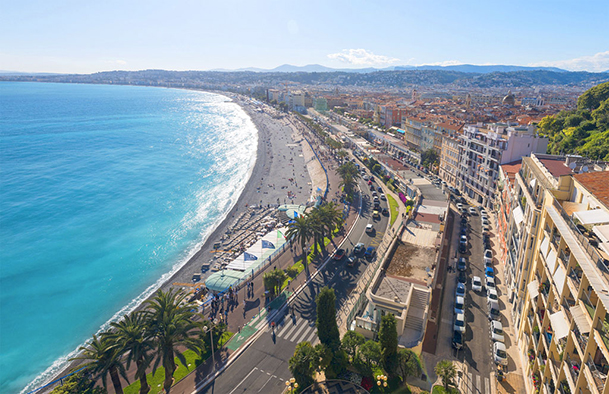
[210,63,568,74]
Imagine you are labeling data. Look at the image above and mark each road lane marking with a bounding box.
[282,320,300,339]
[257,373,274,392]
[228,367,258,394]
[278,318,295,337]
[296,325,315,344]
[288,320,309,342]
[306,329,317,343]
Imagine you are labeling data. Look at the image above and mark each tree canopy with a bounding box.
[538,82,609,161]
[315,287,341,353]
[378,314,399,375]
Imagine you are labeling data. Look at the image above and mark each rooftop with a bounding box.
[537,157,573,178]
[500,159,522,185]
[573,171,609,210]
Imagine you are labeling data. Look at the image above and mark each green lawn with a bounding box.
[123,332,233,394]
[431,385,460,394]
[387,194,400,228]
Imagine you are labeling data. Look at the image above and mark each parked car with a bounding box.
[457,257,467,272]
[346,255,358,268]
[484,249,493,260]
[363,175,369,181]
[482,218,490,227]
[487,288,498,303]
[365,246,376,259]
[487,299,500,320]
[469,207,477,215]
[460,226,467,236]
[377,186,383,192]
[366,224,374,234]
[454,296,465,315]
[485,276,496,292]
[485,266,495,278]
[457,271,467,285]
[454,313,466,333]
[334,249,346,260]
[491,320,504,342]
[382,207,389,216]
[493,342,508,365]
[354,243,365,254]
[373,210,380,219]
[452,330,464,349]
[380,194,386,201]
[456,282,466,298]
[371,191,378,197]
[456,203,464,211]
[472,276,482,292]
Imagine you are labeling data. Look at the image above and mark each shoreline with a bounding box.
[28,90,315,393]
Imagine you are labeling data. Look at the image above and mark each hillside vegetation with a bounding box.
[538,82,609,160]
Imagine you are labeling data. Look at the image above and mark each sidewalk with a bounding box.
[486,212,527,394]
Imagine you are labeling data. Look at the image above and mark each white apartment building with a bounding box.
[456,123,548,208]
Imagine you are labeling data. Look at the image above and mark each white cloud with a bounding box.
[529,51,609,72]
[327,49,399,66]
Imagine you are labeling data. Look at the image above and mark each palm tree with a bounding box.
[434,359,456,391]
[285,215,313,260]
[145,289,203,393]
[106,312,154,394]
[336,162,361,196]
[71,334,128,394]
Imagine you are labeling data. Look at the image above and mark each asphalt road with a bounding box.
[453,205,494,393]
[198,175,389,394]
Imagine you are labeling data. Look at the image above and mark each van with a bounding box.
[487,299,500,320]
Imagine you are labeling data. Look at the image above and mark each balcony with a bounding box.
[565,353,582,386]
[582,292,597,320]
[573,326,588,355]
[585,359,607,393]
[568,267,582,288]
[559,249,571,267]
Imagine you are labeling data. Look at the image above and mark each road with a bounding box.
[198,174,389,394]
[451,204,494,394]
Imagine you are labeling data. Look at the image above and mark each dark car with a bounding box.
[377,187,383,192]
[346,255,358,268]
[382,207,389,216]
[370,185,375,191]
[334,248,346,260]
[457,271,467,285]
[365,246,376,259]
[452,330,464,349]
[460,226,467,236]
[457,257,467,272]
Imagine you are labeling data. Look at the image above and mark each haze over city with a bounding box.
[1,0,608,74]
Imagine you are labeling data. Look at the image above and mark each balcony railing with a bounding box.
[573,326,588,354]
[582,292,597,320]
[597,320,609,352]
[585,359,607,393]
[565,353,581,385]
[568,268,582,288]
[552,197,609,281]
[559,249,571,267]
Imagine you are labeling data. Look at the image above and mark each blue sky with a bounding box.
[1,0,608,73]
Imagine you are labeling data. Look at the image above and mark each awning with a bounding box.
[553,265,567,295]
[570,304,591,334]
[546,248,558,274]
[540,236,550,259]
[513,206,524,226]
[527,279,539,299]
[573,209,609,225]
[549,310,570,340]
[593,224,609,243]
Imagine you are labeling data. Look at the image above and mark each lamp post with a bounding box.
[376,374,388,390]
[204,319,218,372]
[285,377,298,392]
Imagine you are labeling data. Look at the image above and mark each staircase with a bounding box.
[404,287,430,331]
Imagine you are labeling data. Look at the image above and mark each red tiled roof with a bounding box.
[500,160,522,185]
[573,171,609,209]
[538,158,573,178]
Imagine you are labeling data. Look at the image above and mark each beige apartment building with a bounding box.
[439,135,461,187]
[499,154,609,394]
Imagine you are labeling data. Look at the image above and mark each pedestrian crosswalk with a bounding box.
[464,372,491,394]
[272,317,318,344]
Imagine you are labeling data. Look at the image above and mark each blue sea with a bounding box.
[0,82,258,393]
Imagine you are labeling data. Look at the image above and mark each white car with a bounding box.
[484,249,493,260]
[493,342,508,365]
[456,203,464,211]
[485,276,496,292]
[491,320,504,342]
[454,312,466,333]
[363,175,369,181]
[487,288,498,303]
[454,296,465,315]
[380,193,386,201]
[469,207,477,215]
[472,276,482,292]
[366,224,374,234]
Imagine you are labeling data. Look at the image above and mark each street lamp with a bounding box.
[376,374,388,389]
[285,377,298,392]
[203,319,218,372]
